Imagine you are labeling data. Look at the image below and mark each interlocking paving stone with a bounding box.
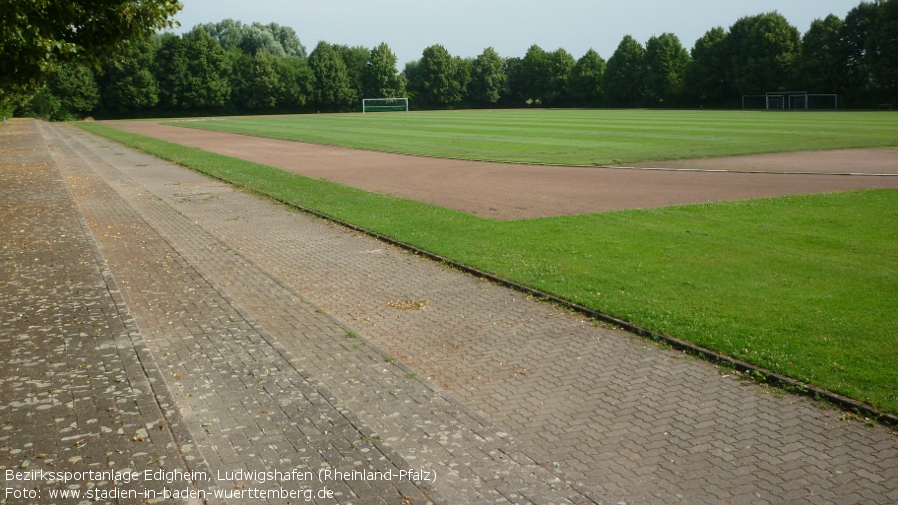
[29,120,898,504]
[37,123,441,504]
[42,122,597,504]
[0,119,200,504]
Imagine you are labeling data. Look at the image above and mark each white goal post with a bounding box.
[362,97,409,114]
[742,91,842,110]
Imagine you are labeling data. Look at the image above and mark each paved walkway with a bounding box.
[1,120,200,504]
[2,119,897,504]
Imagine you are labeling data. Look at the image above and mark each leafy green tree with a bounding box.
[546,48,576,106]
[198,19,244,50]
[276,56,313,110]
[199,20,306,58]
[154,33,188,109]
[0,0,181,97]
[726,12,801,94]
[414,44,465,107]
[230,51,283,111]
[843,2,878,87]
[643,33,690,105]
[518,45,550,104]
[309,41,354,110]
[401,59,422,104]
[181,28,231,109]
[469,47,506,106]
[101,36,159,114]
[685,27,731,105]
[238,26,287,57]
[501,56,523,105]
[799,14,851,94]
[333,45,370,102]
[363,43,406,99]
[24,63,99,120]
[603,35,646,106]
[570,49,606,107]
[866,0,898,97]
[263,23,306,58]
[453,56,473,104]
[0,93,28,119]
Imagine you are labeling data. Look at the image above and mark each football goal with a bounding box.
[742,91,842,110]
[362,98,409,114]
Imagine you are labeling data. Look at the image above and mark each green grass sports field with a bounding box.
[80,110,898,414]
[165,109,898,165]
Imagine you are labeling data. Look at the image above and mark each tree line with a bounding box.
[9,0,898,120]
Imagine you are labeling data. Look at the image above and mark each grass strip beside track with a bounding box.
[77,122,898,415]
[162,109,898,166]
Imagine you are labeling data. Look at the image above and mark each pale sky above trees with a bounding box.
[173,0,861,65]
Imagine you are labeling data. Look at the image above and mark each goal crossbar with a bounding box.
[362,98,409,114]
[742,92,842,110]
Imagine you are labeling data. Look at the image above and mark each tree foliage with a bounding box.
[153,33,189,109]
[198,20,306,58]
[102,36,159,114]
[333,45,370,102]
[843,1,878,89]
[604,35,646,106]
[413,44,466,107]
[546,48,576,106]
[570,49,606,106]
[23,63,100,120]
[231,51,283,111]
[799,15,851,93]
[275,56,313,110]
[866,0,898,96]
[12,4,898,119]
[643,33,690,105]
[0,0,181,97]
[726,12,802,94]
[309,41,354,110]
[685,27,730,104]
[501,57,523,105]
[518,45,550,105]
[363,43,406,99]
[180,28,231,109]
[469,47,506,106]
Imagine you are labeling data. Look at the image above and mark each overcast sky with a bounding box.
[171,0,864,66]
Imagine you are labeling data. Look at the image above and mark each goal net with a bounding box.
[743,92,842,110]
[362,98,408,114]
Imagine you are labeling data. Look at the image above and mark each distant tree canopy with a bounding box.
[727,12,802,95]
[686,27,730,104]
[410,44,466,107]
[10,1,898,120]
[364,43,407,99]
[469,47,506,106]
[309,41,354,110]
[643,33,690,105]
[198,19,306,58]
[604,35,646,106]
[570,49,606,107]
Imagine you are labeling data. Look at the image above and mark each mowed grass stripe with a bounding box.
[78,121,898,415]
[182,111,893,138]
[166,109,898,165]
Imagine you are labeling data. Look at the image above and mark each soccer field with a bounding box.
[165,109,898,165]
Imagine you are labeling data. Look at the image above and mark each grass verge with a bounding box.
[77,121,898,414]
[163,109,898,166]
